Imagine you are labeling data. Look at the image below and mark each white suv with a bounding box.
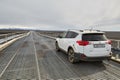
[55,29,112,63]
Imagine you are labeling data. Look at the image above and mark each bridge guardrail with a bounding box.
[0,33,27,44]
[111,39,120,49]
[0,32,29,51]
[111,39,120,62]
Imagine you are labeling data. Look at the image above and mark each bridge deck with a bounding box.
[0,31,119,80]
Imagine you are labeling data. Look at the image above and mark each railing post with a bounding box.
[117,41,120,49]
[115,54,119,59]
[5,34,7,43]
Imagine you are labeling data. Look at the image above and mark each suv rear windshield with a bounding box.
[82,33,107,41]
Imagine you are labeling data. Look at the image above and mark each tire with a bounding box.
[68,48,78,63]
[56,42,60,52]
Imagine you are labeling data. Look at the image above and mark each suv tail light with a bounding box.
[107,40,112,44]
[76,40,89,46]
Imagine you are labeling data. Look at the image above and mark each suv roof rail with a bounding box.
[68,29,102,33]
[84,29,102,32]
[68,29,84,32]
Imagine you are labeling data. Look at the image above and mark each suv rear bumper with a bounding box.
[80,56,111,61]
[75,53,111,61]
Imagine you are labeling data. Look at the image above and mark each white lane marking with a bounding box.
[0,36,27,78]
[31,32,41,80]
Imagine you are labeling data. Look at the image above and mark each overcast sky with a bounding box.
[0,0,120,31]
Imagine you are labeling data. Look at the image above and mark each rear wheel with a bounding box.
[68,48,78,63]
[56,42,60,52]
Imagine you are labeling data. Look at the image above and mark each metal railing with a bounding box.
[111,39,120,49]
[0,33,20,39]
[111,39,120,61]
[0,33,26,44]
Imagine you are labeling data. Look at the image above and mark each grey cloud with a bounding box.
[0,0,64,26]
[93,18,120,27]
[0,0,120,30]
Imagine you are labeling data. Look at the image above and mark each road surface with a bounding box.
[0,31,120,80]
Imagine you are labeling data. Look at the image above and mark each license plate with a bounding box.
[94,44,105,48]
